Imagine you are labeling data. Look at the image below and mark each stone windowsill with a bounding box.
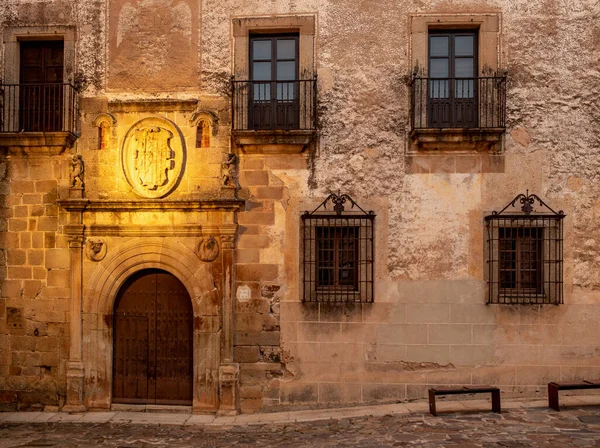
[409,128,505,152]
[0,131,78,155]
[233,129,317,154]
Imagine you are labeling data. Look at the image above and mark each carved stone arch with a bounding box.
[92,113,117,128]
[92,113,117,150]
[190,110,219,148]
[84,238,216,318]
[82,238,221,411]
[189,109,219,128]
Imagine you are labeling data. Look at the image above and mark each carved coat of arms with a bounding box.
[122,117,186,198]
[133,126,174,190]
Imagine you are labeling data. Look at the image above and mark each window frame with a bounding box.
[427,29,479,128]
[248,33,300,130]
[407,13,505,152]
[315,224,360,290]
[498,226,543,294]
[485,192,565,305]
[301,194,375,303]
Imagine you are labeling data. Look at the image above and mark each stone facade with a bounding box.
[0,0,599,413]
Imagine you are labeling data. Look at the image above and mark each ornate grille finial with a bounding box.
[520,189,534,214]
[491,190,564,216]
[304,192,374,216]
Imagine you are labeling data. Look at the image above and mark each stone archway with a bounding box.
[81,238,221,412]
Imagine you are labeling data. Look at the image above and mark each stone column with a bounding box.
[217,232,239,415]
[63,229,86,412]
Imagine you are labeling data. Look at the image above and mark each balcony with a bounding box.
[231,79,317,154]
[409,76,507,152]
[0,83,79,154]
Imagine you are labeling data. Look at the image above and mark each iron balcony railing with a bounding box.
[410,76,507,130]
[0,83,79,134]
[231,79,317,131]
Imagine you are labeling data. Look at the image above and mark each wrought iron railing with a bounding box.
[0,83,79,133]
[231,79,317,131]
[410,76,506,129]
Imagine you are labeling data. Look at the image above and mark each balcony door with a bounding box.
[250,34,298,130]
[19,40,64,132]
[428,30,478,128]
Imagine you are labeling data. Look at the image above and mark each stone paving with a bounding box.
[0,396,599,447]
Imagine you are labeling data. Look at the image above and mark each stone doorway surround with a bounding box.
[58,198,244,414]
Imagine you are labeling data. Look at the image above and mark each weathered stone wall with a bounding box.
[225,0,600,412]
[0,0,599,413]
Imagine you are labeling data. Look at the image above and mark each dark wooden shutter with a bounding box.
[19,41,64,131]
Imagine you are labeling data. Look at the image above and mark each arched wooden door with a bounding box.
[112,269,193,405]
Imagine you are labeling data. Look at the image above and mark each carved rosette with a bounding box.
[86,238,108,262]
[197,236,220,262]
[122,117,186,198]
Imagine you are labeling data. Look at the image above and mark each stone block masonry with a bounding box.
[0,153,67,410]
[0,0,599,415]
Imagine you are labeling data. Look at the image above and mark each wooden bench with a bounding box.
[428,386,501,416]
[548,380,600,411]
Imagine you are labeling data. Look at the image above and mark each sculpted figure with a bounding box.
[221,152,236,188]
[70,155,84,189]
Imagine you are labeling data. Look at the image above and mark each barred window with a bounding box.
[302,193,374,303]
[486,192,565,305]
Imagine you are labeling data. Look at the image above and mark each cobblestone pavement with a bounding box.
[1,400,600,447]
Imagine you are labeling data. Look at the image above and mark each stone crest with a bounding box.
[197,236,220,262]
[122,117,186,198]
[86,238,107,262]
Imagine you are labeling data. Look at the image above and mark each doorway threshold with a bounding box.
[111,404,193,414]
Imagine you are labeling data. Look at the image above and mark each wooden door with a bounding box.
[19,41,64,131]
[113,270,193,405]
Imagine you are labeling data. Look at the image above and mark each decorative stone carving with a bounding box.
[122,117,186,198]
[92,113,117,150]
[220,234,235,250]
[221,152,236,188]
[197,236,219,262]
[86,238,107,262]
[66,234,85,249]
[69,154,84,189]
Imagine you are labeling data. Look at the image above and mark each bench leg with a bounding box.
[548,383,560,411]
[428,390,437,416]
[491,390,501,413]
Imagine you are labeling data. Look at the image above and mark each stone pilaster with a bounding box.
[218,232,239,415]
[217,363,240,416]
[62,230,86,412]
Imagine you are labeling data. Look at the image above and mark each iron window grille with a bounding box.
[302,193,375,303]
[485,191,565,305]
